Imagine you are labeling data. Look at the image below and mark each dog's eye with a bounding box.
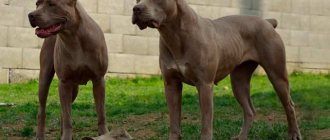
[48,2,56,7]
[36,2,41,7]
[136,0,141,3]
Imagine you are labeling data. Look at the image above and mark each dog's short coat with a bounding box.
[132,0,301,139]
[28,0,109,139]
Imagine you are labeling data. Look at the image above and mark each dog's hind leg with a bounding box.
[261,64,301,140]
[260,37,301,140]
[230,61,258,140]
[36,36,56,140]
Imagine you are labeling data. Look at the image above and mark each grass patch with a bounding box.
[0,73,330,139]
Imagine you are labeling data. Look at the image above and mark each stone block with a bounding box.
[0,68,9,84]
[148,37,159,56]
[123,0,135,16]
[0,5,24,26]
[299,47,330,63]
[240,9,261,16]
[300,63,330,70]
[211,6,222,19]
[123,35,148,55]
[286,63,299,74]
[190,5,222,19]
[232,0,253,9]
[310,0,325,16]
[98,0,124,15]
[38,39,44,48]
[108,53,135,73]
[8,27,39,48]
[221,7,240,17]
[8,0,35,8]
[190,5,213,19]
[104,33,123,53]
[134,55,160,74]
[0,26,8,47]
[0,47,22,68]
[323,0,330,16]
[263,12,282,20]
[254,66,266,75]
[209,0,231,7]
[281,14,310,30]
[110,15,136,35]
[105,73,149,79]
[260,0,292,13]
[252,0,262,10]
[9,69,39,83]
[276,29,290,45]
[23,7,34,28]
[285,46,299,62]
[290,30,309,47]
[308,33,330,49]
[79,0,97,13]
[22,48,40,69]
[0,0,9,5]
[291,0,310,14]
[90,13,111,32]
[136,28,159,37]
[300,68,329,74]
[108,53,160,75]
[186,0,210,5]
[310,15,330,33]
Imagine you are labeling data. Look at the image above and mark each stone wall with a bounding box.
[0,0,330,83]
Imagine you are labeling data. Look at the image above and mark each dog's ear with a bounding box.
[68,0,77,6]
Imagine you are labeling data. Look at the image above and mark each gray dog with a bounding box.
[28,0,109,139]
[132,0,301,139]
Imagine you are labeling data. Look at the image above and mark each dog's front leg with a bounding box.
[92,78,109,135]
[164,78,183,140]
[59,81,74,140]
[197,83,214,140]
[36,37,56,140]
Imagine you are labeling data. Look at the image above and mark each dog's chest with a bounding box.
[54,50,100,84]
[60,63,96,85]
[167,62,189,75]
[166,60,197,85]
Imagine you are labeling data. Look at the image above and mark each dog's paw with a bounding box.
[169,134,181,140]
[82,137,95,140]
[289,132,302,140]
[230,136,247,140]
[35,136,45,140]
[230,136,239,140]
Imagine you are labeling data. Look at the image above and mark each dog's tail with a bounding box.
[266,19,278,28]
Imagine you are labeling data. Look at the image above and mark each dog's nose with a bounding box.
[28,12,37,27]
[28,13,35,20]
[133,5,145,15]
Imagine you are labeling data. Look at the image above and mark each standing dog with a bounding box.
[28,0,109,139]
[132,0,301,139]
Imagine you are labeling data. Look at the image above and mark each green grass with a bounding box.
[0,73,330,140]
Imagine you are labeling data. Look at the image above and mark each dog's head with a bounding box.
[132,0,178,30]
[28,0,78,38]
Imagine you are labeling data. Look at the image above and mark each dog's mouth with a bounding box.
[35,22,65,38]
[132,16,160,30]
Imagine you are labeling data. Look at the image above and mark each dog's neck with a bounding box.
[158,0,200,58]
[58,2,86,45]
[159,0,199,32]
